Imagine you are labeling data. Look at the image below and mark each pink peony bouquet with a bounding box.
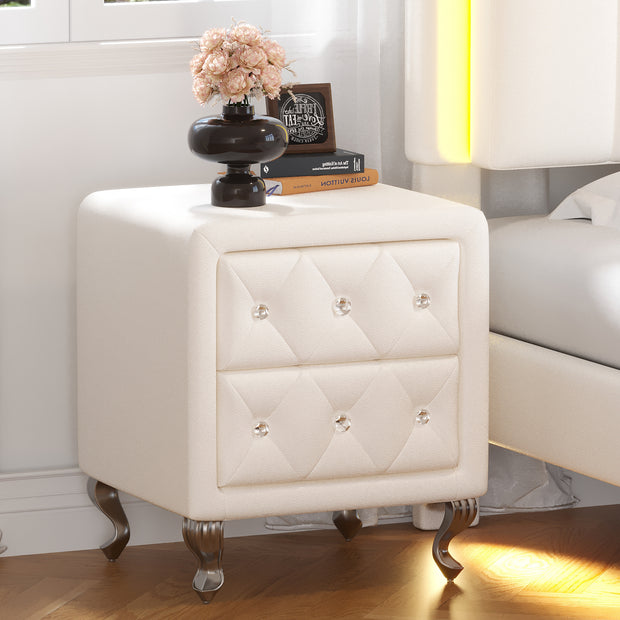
[191,22,292,106]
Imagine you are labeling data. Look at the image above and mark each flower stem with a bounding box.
[227,95,250,107]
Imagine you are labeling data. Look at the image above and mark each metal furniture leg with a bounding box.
[87,477,130,561]
[432,498,478,581]
[332,509,363,542]
[182,518,225,604]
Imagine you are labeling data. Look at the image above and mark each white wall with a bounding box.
[0,41,219,555]
[0,43,209,474]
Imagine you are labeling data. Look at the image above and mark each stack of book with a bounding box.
[260,149,378,196]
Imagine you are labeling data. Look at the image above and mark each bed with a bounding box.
[489,175,620,489]
[405,0,620,495]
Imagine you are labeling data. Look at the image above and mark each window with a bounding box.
[0,0,266,46]
[0,0,68,45]
[71,0,267,43]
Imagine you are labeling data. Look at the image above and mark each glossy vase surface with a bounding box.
[188,104,288,208]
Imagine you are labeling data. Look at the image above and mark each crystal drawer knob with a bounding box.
[252,304,269,320]
[415,293,431,309]
[334,414,351,432]
[333,297,352,316]
[252,421,270,437]
[416,409,431,425]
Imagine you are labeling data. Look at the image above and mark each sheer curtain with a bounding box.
[350,0,408,188]
[265,0,409,188]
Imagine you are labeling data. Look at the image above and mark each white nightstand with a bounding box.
[77,183,488,603]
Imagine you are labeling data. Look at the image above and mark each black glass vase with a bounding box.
[188,104,288,208]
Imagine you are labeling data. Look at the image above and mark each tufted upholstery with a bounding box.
[216,241,460,370]
[217,357,460,487]
[406,0,620,169]
[77,183,489,522]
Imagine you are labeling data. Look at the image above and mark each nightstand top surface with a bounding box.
[79,183,486,253]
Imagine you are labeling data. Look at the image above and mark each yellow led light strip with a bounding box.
[436,0,471,162]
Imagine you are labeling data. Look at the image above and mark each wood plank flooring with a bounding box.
[1,504,619,619]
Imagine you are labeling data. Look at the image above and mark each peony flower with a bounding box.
[204,49,230,77]
[192,76,214,105]
[230,23,262,46]
[191,21,292,105]
[261,39,286,68]
[219,67,254,103]
[261,64,283,99]
[189,52,207,76]
[236,44,268,71]
[199,27,227,53]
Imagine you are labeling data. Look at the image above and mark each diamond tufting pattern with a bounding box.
[216,241,460,371]
[216,356,459,487]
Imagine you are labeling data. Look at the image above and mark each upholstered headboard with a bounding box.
[406,0,620,169]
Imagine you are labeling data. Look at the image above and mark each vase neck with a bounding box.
[222,104,255,120]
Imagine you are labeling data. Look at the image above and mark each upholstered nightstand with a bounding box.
[77,183,488,603]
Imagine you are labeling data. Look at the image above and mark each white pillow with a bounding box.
[549,171,620,227]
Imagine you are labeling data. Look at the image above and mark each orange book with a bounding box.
[264,169,379,196]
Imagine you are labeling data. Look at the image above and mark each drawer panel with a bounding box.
[216,241,460,370]
[216,356,459,488]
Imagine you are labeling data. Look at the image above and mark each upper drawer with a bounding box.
[216,240,460,370]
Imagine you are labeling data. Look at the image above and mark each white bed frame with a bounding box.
[490,334,620,488]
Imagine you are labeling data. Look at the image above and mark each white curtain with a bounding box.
[261,0,409,188]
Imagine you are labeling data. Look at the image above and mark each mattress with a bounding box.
[489,215,620,370]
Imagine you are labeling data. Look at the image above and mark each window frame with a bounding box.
[0,0,68,45]
[0,0,266,46]
[70,0,267,43]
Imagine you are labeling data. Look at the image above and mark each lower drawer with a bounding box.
[216,356,459,487]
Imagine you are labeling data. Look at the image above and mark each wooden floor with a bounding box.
[1,504,620,619]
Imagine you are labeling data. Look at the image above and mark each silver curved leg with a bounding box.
[332,510,363,542]
[87,477,130,561]
[182,518,225,604]
[432,498,478,581]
